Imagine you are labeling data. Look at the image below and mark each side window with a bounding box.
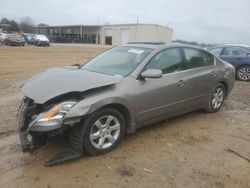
[183,48,214,69]
[145,48,182,74]
[221,47,248,56]
[208,47,223,56]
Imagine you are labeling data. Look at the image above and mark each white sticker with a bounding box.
[128,49,144,54]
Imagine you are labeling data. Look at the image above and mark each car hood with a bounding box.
[21,66,123,104]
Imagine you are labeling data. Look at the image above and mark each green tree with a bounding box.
[0,17,20,32]
[19,16,34,33]
[0,17,10,25]
[37,23,49,27]
[9,20,20,31]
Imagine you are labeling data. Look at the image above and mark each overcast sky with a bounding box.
[0,0,249,44]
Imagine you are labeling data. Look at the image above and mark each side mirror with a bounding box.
[140,69,163,79]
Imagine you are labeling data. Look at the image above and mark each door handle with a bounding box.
[210,71,217,77]
[176,80,186,86]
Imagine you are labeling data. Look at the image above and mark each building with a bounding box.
[34,24,173,45]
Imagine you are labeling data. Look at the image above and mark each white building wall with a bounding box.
[100,24,173,45]
[135,25,173,43]
[100,25,136,45]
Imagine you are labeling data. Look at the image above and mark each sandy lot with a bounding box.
[0,44,249,188]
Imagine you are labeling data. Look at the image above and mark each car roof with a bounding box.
[209,44,250,52]
[121,42,204,50]
[35,34,46,37]
[224,44,250,48]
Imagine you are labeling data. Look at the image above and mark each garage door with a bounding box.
[121,28,130,45]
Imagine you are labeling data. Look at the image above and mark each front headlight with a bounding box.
[35,101,76,127]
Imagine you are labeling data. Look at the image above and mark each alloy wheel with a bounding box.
[90,115,121,150]
[211,87,224,109]
[238,67,250,81]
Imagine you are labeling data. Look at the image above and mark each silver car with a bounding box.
[18,43,235,165]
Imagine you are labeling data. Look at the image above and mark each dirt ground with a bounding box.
[0,44,249,188]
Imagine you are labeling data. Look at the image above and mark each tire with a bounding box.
[206,83,225,113]
[236,66,250,81]
[70,108,126,155]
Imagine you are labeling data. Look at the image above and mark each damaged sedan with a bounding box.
[18,43,235,166]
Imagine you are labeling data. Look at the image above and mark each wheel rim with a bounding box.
[90,115,121,150]
[238,67,250,80]
[211,87,224,109]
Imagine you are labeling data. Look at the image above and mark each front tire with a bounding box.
[206,83,225,113]
[70,108,126,155]
[236,66,250,81]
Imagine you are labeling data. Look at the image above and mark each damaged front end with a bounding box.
[17,97,80,153]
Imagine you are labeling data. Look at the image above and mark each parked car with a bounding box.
[18,43,235,165]
[34,34,50,46]
[4,33,25,46]
[22,33,36,44]
[208,44,250,81]
[0,32,7,43]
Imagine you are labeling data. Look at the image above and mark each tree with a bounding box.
[37,23,49,27]
[0,17,20,32]
[19,16,34,33]
[0,17,10,25]
[9,20,20,31]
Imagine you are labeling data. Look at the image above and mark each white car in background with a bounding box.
[34,34,50,47]
[0,33,7,43]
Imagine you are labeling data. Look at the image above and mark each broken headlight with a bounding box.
[35,101,77,127]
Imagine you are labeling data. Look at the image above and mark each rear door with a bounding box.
[181,47,218,104]
[220,47,250,68]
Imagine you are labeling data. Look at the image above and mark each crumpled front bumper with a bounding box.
[18,130,31,152]
[17,99,32,152]
[17,99,62,152]
[17,98,82,153]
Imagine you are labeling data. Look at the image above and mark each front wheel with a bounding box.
[236,66,250,81]
[206,83,225,113]
[70,108,126,155]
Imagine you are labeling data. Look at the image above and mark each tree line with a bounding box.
[0,16,49,33]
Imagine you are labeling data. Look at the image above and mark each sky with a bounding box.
[0,0,250,44]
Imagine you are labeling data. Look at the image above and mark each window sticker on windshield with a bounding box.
[128,49,144,54]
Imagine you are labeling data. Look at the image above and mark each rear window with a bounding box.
[183,48,214,69]
[221,47,249,56]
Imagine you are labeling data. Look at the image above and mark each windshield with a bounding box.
[242,47,250,52]
[81,46,153,76]
[36,35,48,40]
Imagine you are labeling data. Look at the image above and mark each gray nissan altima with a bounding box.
[18,42,235,165]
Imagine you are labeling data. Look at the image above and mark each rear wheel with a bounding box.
[206,83,225,113]
[236,66,250,81]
